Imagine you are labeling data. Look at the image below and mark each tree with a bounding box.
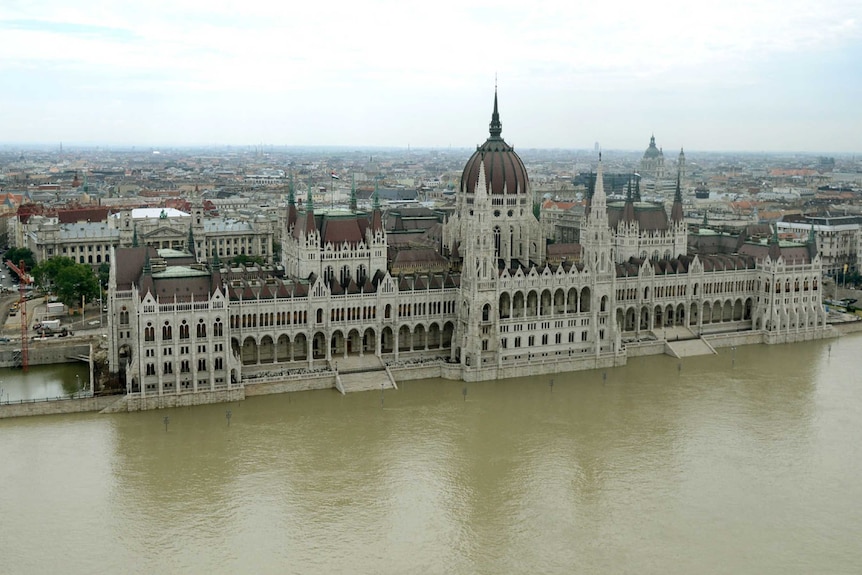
[32,256,76,289]
[98,262,110,290]
[53,264,100,308]
[231,254,265,266]
[4,247,35,272]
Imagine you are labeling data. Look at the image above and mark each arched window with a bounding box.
[180,320,189,339]
[196,319,207,338]
[162,321,172,340]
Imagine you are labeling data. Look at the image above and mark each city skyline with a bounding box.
[1,0,860,152]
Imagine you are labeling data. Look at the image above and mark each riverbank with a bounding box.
[0,323,844,419]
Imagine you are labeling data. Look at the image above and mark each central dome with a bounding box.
[460,92,529,197]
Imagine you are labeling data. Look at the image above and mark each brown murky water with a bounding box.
[2,336,861,574]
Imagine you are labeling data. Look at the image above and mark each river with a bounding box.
[1,336,861,574]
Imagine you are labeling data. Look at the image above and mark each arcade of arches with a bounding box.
[232,322,456,365]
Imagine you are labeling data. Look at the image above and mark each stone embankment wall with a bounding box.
[0,343,91,368]
[245,374,336,396]
[0,395,118,419]
[101,388,245,412]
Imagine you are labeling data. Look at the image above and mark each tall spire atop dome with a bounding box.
[489,87,502,140]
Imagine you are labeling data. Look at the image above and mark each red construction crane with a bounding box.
[5,259,32,372]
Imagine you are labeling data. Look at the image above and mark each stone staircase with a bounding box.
[657,326,718,358]
[333,355,398,394]
[665,338,717,358]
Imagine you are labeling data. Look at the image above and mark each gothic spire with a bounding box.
[371,179,383,232]
[768,224,782,260]
[671,169,684,223]
[304,180,317,234]
[592,153,606,211]
[187,223,196,257]
[288,172,295,206]
[489,88,502,140]
[132,223,139,248]
[350,171,357,212]
[372,179,381,211]
[623,175,635,223]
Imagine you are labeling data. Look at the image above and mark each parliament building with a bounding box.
[107,93,829,407]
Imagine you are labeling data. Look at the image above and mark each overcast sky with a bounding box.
[1,0,860,152]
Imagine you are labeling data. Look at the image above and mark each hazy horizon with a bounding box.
[2,1,860,153]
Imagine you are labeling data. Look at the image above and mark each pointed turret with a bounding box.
[622,176,636,223]
[187,223,197,258]
[131,223,139,248]
[286,172,297,231]
[768,224,782,260]
[349,172,357,212]
[139,248,154,297]
[634,175,642,202]
[807,223,818,259]
[592,152,607,213]
[671,170,684,223]
[702,210,709,227]
[371,180,383,232]
[210,250,223,289]
[304,181,317,234]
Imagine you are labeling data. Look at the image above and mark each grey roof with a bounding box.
[203,219,254,233]
[58,222,120,240]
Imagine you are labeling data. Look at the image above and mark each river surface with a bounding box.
[0,363,91,402]
[2,336,861,574]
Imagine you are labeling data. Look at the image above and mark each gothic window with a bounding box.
[162,322,172,341]
[196,319,207,338]
[213,319,223,337]
[144,323,155,342]
[180,321,190,339]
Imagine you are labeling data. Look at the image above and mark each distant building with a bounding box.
[777,214,862,277]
